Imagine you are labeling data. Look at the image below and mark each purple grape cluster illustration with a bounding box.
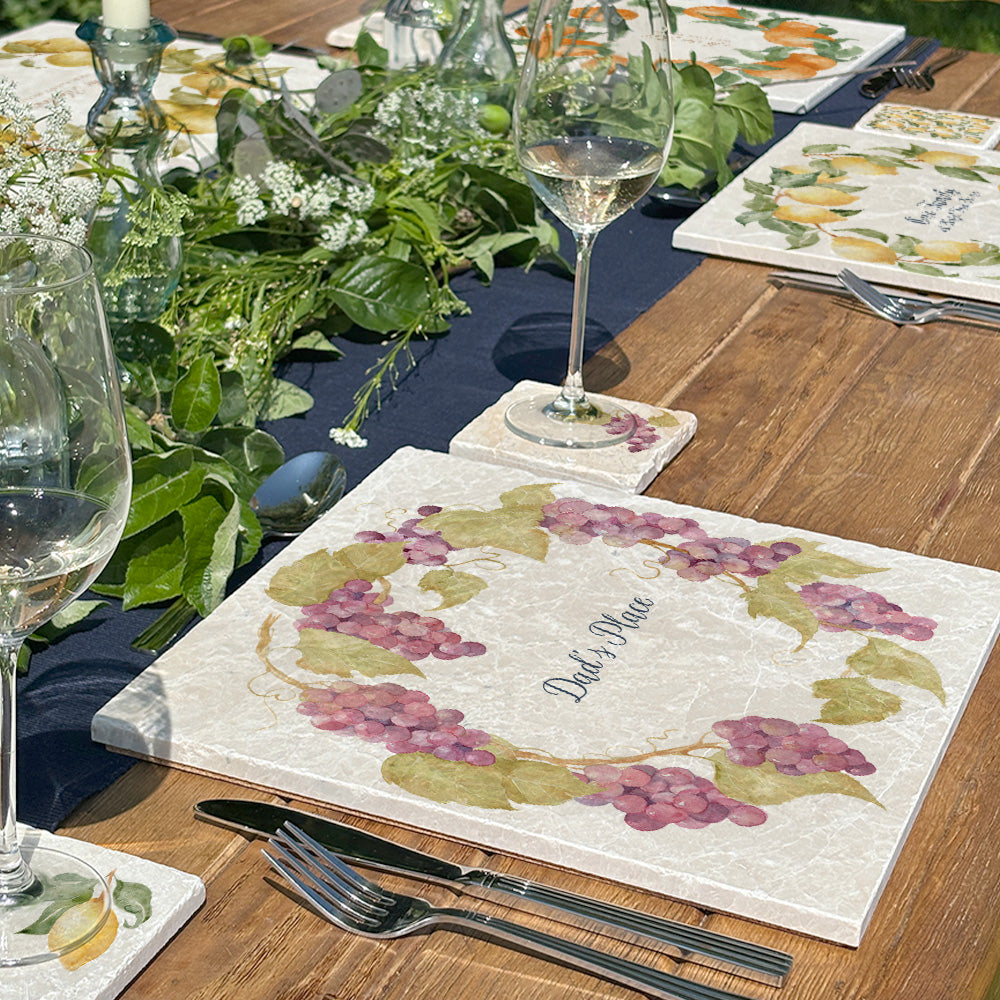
[604,414,660,453]
[354,505,452,565]
[574,763,767,830]
[298,680,497,765]
[797,582,937,641]
[713,716,876,777]
[297,578,486,662]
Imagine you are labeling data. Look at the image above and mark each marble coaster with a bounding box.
[854,103,1000,148]
[4,828,205,1000]
[448,381,696,493]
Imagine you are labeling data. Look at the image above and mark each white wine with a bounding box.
[520,136,664,234]
[0,489,122,638]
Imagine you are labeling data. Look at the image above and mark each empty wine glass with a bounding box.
[0,234,131,965]
[505,0,674,448]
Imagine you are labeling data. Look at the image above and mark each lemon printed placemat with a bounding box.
[674,121,1000,302]
[855,102,1000,149]
[5,828,204,1000]
[0,19,327,169]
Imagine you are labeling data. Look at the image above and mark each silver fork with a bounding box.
[265,824,756,1000]
[897,48,969,90]
[837,269,1000,326]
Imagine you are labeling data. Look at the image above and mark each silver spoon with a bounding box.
[251,450,347,538]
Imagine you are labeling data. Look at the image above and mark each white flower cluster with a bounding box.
[228,159,376,254]
[373,83,491,171]
[329,426,368,448]
[0,80,99,245]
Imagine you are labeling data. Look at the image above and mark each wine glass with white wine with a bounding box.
[0,234,131,966]
[505,0,674,447]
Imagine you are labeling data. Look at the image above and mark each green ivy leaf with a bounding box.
[296,626,423,678]
[711,751,882,808]
[846,637,945,705]
[180,485,241,616]
[171,355,222,433]
[812,676,903,725]
[381,752,514,808]
[122,516,186,609]
[124,450,207,540]
[267,542,407,607]
[112,877,153,929]
[418,568,488,610]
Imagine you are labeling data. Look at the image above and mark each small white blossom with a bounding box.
[329,427,368,448]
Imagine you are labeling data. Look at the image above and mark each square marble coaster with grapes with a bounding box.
[5,828,204,1000]
[449,380,696,493]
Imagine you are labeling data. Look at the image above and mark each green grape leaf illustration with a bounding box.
[112,877,153,929]
[267,541,406,606]
[494,758,587,806]
[846,637,946,705]
[766,538,887,586]
[14,873,98,933]
[710,752,883,808]
[742,575,818,649]
[649,412,680,429]
[812,676,902,725]
[418,567,488,610]
[421,484,556,561]
[296,626,424,678]
[381,752,515,809]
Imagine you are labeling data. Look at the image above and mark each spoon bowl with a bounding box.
[251,451,347,538]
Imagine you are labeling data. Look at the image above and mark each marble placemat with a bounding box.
[449,381,697,493]
[92,448,1000,946]
[854,102,1000,148]
[4,828,204,1000]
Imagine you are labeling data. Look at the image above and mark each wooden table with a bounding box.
[58,4,1000,998]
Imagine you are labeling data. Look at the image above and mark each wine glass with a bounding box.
[505,0,674,448]
[0,234,132,965]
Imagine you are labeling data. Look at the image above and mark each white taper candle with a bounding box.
[102,0,151,30]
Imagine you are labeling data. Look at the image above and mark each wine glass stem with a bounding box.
[553,229,599,419]
[0,642,31,894]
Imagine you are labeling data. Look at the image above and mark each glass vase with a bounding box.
[77,17,183,328]
[437,0,517,109]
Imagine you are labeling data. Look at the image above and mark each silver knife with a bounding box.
[768,270,1000,322]
[195,798,793,987]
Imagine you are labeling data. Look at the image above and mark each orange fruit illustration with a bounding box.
[49,897,119,971]
[831,237,898,264]
[744,53,837,79]
[569,6,638,19]
[762,20,833,47]
[683,6,744,20]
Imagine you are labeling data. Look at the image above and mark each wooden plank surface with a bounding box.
[58,7,1000,999]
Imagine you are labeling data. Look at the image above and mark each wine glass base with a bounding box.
[0,847,111,967]
[504,394,636,449]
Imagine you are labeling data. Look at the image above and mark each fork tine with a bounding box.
[279,823,396,907]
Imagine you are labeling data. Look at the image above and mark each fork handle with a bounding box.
[443,908,755,1000]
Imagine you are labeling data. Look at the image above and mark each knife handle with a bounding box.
[479,871,792,987]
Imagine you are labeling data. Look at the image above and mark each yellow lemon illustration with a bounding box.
[772,203,842,225]
[831,236,898,264]
[828,155,897,176]
[46,51,93,67]
[914,240,981,262]
[48,898,119,971]
[158,100,219,134]
[31,37,89,52]
[915,150,979,168]
[178,71,235,99]
[785,185,857,207]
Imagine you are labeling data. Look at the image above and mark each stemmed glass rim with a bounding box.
[0,232,96,295]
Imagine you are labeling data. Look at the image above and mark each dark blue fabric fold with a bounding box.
[16,61,899,831]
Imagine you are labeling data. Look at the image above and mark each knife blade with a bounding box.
[195,798,792,987]
[860,37,936,98]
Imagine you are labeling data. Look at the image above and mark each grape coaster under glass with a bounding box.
[505,0,674,448]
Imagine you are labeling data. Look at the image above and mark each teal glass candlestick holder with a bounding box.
[77,16,183,326]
